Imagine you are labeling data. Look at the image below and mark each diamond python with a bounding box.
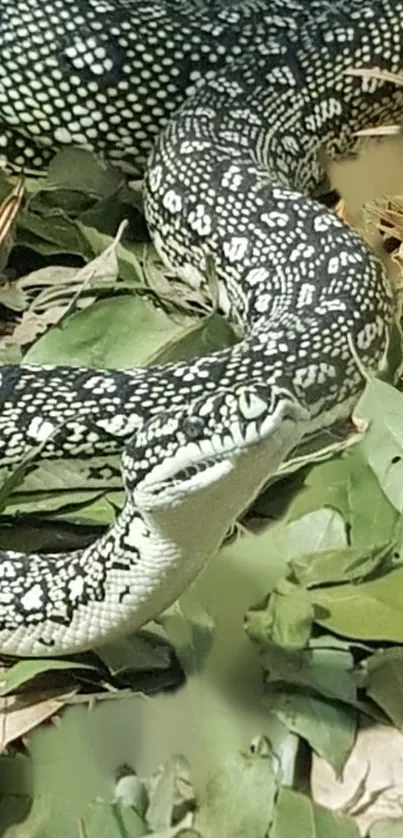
[0,0,401,655]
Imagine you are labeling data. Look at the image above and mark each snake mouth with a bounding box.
[129,394,311,511]
[134,449,236,509]
[162,453,234,489]
[133,413,304,510]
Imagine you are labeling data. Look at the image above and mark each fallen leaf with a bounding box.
[312,724,403,835]
[193,736,278,838]
[310,566,403,642]
[271,787,360,837]
[0,690,75,751]
[0,659,96,696]
[364,648,403,729]
[264,689,356,776]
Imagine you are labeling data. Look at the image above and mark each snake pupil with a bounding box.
[183,416,205,440]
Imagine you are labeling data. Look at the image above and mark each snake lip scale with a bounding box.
[0,0,400,655]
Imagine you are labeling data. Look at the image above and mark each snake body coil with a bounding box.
[0,0,400,655]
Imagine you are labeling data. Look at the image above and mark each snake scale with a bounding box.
[0,0,401,655]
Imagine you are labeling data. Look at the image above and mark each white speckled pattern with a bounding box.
[0,0,400,654]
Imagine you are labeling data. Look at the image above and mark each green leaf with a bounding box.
[151,312,237,365]
[193,737,278,838]
[290,541,398,588]
[24,294,191,369]
[258,641,357,706]
[0,659,96,696]
[159,594,215,676]
[0,753,31,796]
[3,796,73,838]
[29,706,111,812]
[0,284,28,312]
[83,801,148,837]
[310,566,403,642]
[248,509,347,572]
[364,648,403,728]
[271,788,360,838]
[18,208,93,258]
[0,457,122,494]
[78,194,142,238]
[55,492,123,526]
[4,797,149,838]
[265,690,356,776]
[0,431,70,513]
[96,629,178,682]
[46,148,124,199]
[245,579,313,649]
[0,344,22,365]
[289,448,398,549]
[357,379,403,514]
[3,489,103,516]
[24,292,235,376]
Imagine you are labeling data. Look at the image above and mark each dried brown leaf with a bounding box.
[355,125,401,138]
[345,67,403,87]
[311,724,403,835]
[0,175,24,246]
[0,689,76,750]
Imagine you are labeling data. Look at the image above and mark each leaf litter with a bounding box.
[0,106,402,836]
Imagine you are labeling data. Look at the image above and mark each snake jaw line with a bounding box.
[133,457,235,510]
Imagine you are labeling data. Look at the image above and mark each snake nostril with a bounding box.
[182,416,205,440]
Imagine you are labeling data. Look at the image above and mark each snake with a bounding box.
[0,0,400,656]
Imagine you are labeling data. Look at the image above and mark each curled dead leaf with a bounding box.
[0,688,77,751]
[311,724,403,835]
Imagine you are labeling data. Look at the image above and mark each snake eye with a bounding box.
[183,416,205,440]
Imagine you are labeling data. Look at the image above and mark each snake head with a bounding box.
[122,384,310,509]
